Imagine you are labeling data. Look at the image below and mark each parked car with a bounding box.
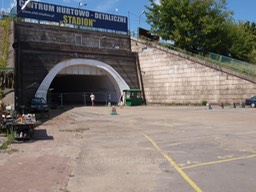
[245,96,256,108]
[31,97,49,112]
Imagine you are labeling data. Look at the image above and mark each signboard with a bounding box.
[16,0,128,33]
[138,27,159,41]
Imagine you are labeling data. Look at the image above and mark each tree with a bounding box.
[243,21,256,63]
[0,17,11,67]
[226,21,256,63]
[145,0,233,55]
[244,21,256,38]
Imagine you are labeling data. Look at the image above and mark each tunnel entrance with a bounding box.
[35,59,130,107]
[49,74,118,106]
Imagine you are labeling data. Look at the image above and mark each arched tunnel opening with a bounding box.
[34,59,130,108]
[49,74,119,107]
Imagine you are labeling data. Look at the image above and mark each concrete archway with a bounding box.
[35,58,130,101]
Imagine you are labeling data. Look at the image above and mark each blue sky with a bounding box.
[1,0,256,32]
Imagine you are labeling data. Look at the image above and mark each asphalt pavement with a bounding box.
[66,105,256,192]
[0,105,255,192]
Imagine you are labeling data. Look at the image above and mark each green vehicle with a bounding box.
[122,89,144,106]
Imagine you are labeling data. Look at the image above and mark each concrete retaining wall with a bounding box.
[131,38,256,105]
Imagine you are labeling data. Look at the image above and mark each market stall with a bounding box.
[1,114,37,140]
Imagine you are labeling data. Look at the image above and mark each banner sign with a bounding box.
[138,28,159,41]
[17,0,128,32]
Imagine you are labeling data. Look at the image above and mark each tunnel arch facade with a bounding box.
[34,58,130,102]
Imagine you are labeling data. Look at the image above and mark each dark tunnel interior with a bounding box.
[49,75,118,106]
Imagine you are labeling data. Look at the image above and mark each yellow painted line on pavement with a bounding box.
[144,134,203,192]
[182,154,256,170]
[147,130,177,135]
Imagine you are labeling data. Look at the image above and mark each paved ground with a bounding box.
[0,105,255,192]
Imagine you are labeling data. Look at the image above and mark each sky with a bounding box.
[1,0,256,33]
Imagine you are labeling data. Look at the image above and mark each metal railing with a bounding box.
[49,92,118,107]
[208,52,256,77]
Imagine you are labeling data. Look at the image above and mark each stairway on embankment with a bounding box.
[131,37,256,105]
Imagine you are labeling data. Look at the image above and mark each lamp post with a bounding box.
[98,36,106,49]
[139,10,145,26]
[21,0,32,11]
[14,0,32,17]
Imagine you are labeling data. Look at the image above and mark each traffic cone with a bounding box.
[111,107,118,115]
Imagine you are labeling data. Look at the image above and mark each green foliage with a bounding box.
[201,100,208,106]
[0,88,4,99]
[0,133,14,150]
[226,21,255,63]
[0,17,11,67]
[146,0,233,55]
[145,0,256,64]
[59,127,89,133]
[243,21,256,63]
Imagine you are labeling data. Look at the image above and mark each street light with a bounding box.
[78,2,87,8]
[98,36,106,49]
[21,0,32,10]
[112,8,118,14]
[139,10,145,26]
[15,0,32,17]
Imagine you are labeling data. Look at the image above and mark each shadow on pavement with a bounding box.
[32,129,54,141]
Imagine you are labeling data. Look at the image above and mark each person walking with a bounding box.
[90,93,95,106]
[119,92,125,108]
